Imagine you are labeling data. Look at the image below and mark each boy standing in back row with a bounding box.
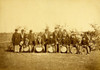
[28,30,34,52]
[12,29,21,52]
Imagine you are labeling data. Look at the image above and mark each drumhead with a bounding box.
[71,47,77,54]
[48,47,53,53]
[23,47,29,52]
[91,45,95,50]
[36,45,43,52]
[61,46,67,53]
[47,45,51,48]
[81,48,87,55]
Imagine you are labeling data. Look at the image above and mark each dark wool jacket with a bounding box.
[42,32,50,44]
[53,31,59,44]
[12,33,21,45]
[81,39,89,45]
[61,34,70,45]
[28,33,34,45]
[70,36,79,45]
[48,38,56,45]
[36,38,44,45]
[20,33,26,41]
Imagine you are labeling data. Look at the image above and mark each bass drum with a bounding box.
[47,45,55,53]
[70,46,77,54]
[35,45,43,52]
[60,45,67,53]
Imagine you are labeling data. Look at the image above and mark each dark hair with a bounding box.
[15,29,18,31]
[30,30,32,32]
[21,29,24,32]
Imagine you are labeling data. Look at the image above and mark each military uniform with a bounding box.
[28,32,34,52]
[12,33,21,45]
[70,35,80,53]
[43,31,50,52]
[34,36,45,52]
[81,37,90,53]
[12,30,21,52]
[20,33,26,41]
[61,34,70,45]
[53,31,59,52]
[28,33,34,45]
[81,37,89,45]
[19,30,26,52]
[45,35,56,52]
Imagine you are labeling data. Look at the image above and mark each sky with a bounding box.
[0,0,100,33]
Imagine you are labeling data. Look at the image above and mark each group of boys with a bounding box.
[12,27,91,53]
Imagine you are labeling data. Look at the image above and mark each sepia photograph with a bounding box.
[0,0,100,70]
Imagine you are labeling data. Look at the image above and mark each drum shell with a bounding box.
[80,47,87,55]
[23,46,30,52]
[70,45,77,54]
[59,45,68,53]
[89,43,96,51]
[47,45,56,53]
[35,45,45,52]
[80,45,88,55]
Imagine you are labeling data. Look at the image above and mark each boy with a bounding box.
[12,29,20,52]
[28,30,34,52]
[70,34,80,54]
[47,34,56,52]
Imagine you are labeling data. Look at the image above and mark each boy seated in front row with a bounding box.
[47,34,56,52]
[70,34,80,54]
[20,35,32,52]
[12,29,20,52]
[34,35,45,52]
[81,37,90,53]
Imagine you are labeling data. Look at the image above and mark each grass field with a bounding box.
[0,33,100,70]
[0,46,100,70]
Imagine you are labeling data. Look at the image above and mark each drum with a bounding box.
[47,45,54,53]
[71,47,77,54]
[14,45,20,52]
[81,47,87,55]
[35,45,43,52]
[23,46,29,52]
[60,46,67,53]
[90,43,95,51]
[20,41,24,46]
[91,46,95,50]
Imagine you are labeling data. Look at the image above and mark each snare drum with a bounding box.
[81,47,87,55]
[60,45,67,53]
[47,45,55,53]
[80,45,88,55]
[70,46,77,54]
[23,46,29,52]
[35,45,44,52]
[89,43,95,51]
